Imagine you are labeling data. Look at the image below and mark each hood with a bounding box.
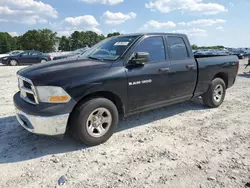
[17,58,112,86]
[0,54,9,58]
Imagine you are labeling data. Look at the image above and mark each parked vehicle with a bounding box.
[0,50,23,63]
[53,47,90,60]
[0,50,23,58]
[2,50,51,66]
[14,33,239,146]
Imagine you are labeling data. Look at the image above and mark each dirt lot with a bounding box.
[0,60,249,188]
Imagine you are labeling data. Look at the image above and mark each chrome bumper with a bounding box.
[15,108,69,136]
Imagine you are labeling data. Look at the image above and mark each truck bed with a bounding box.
[194,55,239,97]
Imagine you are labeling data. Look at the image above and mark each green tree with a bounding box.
[39,29,57,52]
[0,32,13,53]
[59,36,71,51]
[107,32,120,38]
[70,31,82,50]
[20,29,57,52]
[192,44,198,49]
[69,31,106,50]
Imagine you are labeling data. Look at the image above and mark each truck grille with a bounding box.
[18,75,38,105]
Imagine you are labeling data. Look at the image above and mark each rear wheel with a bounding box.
[202,78,226,108]
[70,98,119,146]
[9,60,18,66]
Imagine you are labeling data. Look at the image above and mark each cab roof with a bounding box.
[114,33,187,38]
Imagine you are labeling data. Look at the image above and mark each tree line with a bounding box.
[0,29,226,54]
[0,29,120,54]
[192,44,225,50]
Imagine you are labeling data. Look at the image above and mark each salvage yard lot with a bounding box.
[0,60,249,188]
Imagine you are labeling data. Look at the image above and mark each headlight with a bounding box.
[2,57,8,60]
[36,86,71,103]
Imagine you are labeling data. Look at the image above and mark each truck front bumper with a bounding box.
[13,92,76,136]
[15,107,69,136]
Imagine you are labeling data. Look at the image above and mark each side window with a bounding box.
[168,37,189,59]
[135,36,165,62]
[30,52,39,56]
[21,52,29,56]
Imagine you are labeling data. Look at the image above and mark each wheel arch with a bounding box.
[70,91,125,120]
[213,72,228,88]
[8,58,18,65]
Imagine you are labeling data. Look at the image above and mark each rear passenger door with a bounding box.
[166,36,197,100]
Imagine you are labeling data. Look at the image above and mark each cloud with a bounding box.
[1,0,58,18]
[172,28,207,36]
[0,18,8,22]
[102,11,136,25]
[8,32,18,37]
[80,0,123,5]
[0,0,57,25]
[64,15,99,27]
[62,15,102,34]
[216,26,224,31]
[179,19,226,27]
[229,2,234,7]
[19,15,48,25]
[145,0,228,15]
[139,20,176,31]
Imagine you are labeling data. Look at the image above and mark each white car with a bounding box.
[0,50,23,58]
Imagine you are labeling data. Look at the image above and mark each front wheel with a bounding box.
[202,78,226,108]
[9,60,18,66]
[70,98,119,146]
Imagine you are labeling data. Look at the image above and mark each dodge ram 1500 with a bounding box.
[14,33,239,146]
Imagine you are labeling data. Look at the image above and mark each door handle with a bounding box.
[186,64,195,70]
[159,68,170,73]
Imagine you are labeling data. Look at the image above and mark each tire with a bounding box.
[9,59,18,66]
[202,78,226,108]
[70,98,119,146]
[41,59,47,63]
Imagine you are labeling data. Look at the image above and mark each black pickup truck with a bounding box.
[14,33,239,146]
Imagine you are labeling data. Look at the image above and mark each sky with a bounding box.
[0,0,250,47]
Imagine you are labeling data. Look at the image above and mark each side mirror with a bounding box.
[129,52,149,65]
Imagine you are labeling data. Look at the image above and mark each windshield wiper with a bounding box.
[88,56,103,61]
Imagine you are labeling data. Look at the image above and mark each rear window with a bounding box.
[168,37,189,59]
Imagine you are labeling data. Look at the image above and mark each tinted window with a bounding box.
[21,52,30,56]
[168,37,188,59]
[135,36,165,62]
[31,52,39,56]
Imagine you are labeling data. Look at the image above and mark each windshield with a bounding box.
[8,51,22,55]
[83,35,139,60]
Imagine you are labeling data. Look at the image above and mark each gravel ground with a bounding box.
[0,60,249,188]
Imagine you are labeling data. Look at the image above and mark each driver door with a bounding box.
[126,35,171,113]
[18,51,30,64]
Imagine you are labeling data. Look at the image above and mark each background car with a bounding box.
[0,50,23,63]
[0,50,23,58]
[53,47,90,60]
[2,50,51,66]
